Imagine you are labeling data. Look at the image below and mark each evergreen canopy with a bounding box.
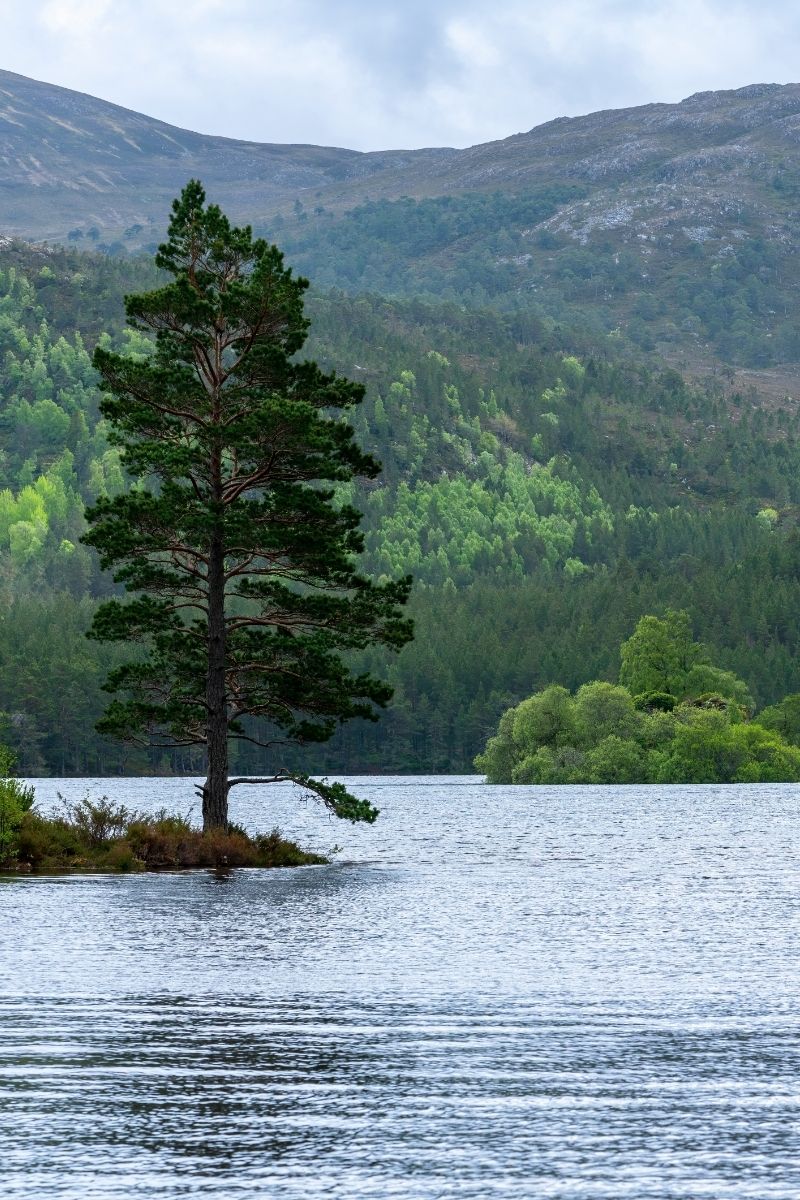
[84,181,412,829]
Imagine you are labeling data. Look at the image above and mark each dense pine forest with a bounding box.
[1,236,800,775]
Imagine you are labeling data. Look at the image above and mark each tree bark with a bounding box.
[203,522,229,831]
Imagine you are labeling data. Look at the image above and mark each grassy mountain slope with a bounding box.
[0,68,453,241]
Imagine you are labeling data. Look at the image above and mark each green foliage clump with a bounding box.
[0,745,35,862]
[755,694,800,746]
[585,736,645,784]
[654,714,800,784]
[634,691,678,712]
[620,610,753,710]
[476,612,800,784]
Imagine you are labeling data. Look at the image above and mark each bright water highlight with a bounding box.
[2,777,800,1197]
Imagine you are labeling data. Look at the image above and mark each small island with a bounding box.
[476,610,800,784]
[0,765,326,875]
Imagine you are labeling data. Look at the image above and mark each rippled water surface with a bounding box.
[2,777,800,1197]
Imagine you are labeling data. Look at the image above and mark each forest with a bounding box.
[1,236,800,775]
[65,183,800,369]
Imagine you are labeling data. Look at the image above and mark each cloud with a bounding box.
[0,0,798,149]
[38,0,112,35]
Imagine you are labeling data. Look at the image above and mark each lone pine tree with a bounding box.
[84,181,412,831]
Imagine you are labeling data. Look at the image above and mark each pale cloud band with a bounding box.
[0,0,797,149]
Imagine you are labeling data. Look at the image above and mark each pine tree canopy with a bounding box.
[83,180,413,829]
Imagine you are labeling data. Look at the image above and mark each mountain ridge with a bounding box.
[5,71,800,384]
[3,70,800,237]
[0,67,457,238]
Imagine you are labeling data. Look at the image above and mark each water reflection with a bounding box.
[2,778,800,1197]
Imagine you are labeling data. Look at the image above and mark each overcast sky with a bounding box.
[1,0,798,150]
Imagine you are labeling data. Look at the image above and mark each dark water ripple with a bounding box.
[2,777,800,1197]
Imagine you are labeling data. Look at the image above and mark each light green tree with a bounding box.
[682,664,752,709]
[573,681,640,747]
[754,694,800,745]
[474,707,519,782]
[513,685,575,752]
[585,736,646,783]
[619,609,702,697]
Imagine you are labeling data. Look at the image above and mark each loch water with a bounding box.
[2,776,800,1198]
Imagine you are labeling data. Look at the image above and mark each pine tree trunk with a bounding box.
[203,524,229,831]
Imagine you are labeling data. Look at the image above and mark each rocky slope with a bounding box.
[2,71,800,240]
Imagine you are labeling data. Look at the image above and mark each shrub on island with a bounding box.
[1,793,327,874]
[0,759,36,863]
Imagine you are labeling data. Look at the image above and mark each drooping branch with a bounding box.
[224,771,379,824]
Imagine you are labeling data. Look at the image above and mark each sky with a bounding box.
[0,0,798,150]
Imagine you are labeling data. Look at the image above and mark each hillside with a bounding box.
[0,69,453,240]
[3,74,800,375]
[4,75,800,774]
[2,239,800,775]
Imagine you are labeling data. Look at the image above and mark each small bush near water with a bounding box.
[1,793,327,875]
